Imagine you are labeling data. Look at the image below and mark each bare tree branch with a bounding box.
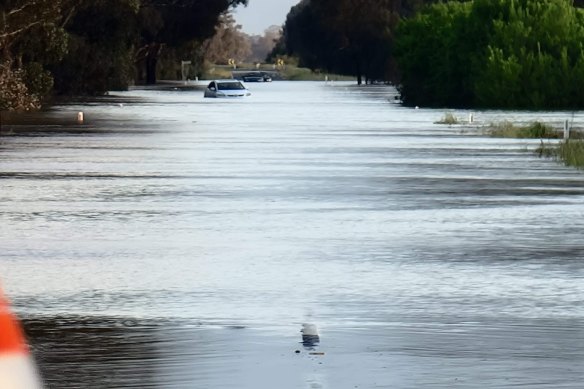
[0,20,44,40]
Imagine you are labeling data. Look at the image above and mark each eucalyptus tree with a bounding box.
[280,0,331,70]
[136,0,247,84]
[280,0,432,84]
[247,25,281,63]
[316,0,400,83]
[203,13,251,65]
[52,0,140,95]
[0,0,79,109]
[0,0,73,63]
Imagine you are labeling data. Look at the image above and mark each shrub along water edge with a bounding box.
[486,120,584,168]
[487,121,560,139]
[535,137,584,169]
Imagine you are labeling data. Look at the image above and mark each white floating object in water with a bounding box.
[301,323,320,346]
[301,323,318,336]
[77,112,84,124]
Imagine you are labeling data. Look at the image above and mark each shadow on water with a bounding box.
[23,316,257,389]
[23,316,164,388]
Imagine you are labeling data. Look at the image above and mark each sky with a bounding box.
[233,0,301,35]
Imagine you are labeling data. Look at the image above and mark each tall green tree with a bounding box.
[394,1,472,106]
[473,0,584,108]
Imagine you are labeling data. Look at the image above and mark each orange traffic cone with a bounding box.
[0,288,44,389]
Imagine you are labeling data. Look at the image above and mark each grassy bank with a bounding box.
[537,140,584,169]
[486,120,584,169]
[278,66,354,81]
[434,115,584,169]
[557,141,584,168]
[203,64,354,82]
[487,121,560,139]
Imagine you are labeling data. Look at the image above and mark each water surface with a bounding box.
[1,81,584,388]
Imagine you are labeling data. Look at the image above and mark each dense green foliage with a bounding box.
[396,0,584,109]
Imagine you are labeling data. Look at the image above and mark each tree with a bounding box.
[394,1,472,106]
[52,0,140,95]
[472,0,584,108]
[279,0,353,76]
[203,13,251,65]
[136,0,247,84]
[0,1,69,63]
[247,25,281,63]
[307,0,396,83]
[0,0,78,110]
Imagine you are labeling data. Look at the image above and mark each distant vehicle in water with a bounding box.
[242,73,264,82]
[239,72,272,83]
[204,80,251,98]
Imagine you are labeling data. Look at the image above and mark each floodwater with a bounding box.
[1,81,584,388]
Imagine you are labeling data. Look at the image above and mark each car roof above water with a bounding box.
[211,79,243,84]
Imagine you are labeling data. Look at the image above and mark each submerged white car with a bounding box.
[204,80,251,98]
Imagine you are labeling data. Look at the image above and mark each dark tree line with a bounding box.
[273,0,434,84]
[0,0,246,110]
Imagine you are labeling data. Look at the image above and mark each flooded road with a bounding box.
[1,81,584,388]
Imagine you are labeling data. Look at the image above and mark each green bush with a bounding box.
[395,0,584,109]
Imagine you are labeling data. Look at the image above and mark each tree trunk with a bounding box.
[146,54,157,85]
[145,43,161,85]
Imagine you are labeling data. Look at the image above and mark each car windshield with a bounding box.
[217,82,245,90]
